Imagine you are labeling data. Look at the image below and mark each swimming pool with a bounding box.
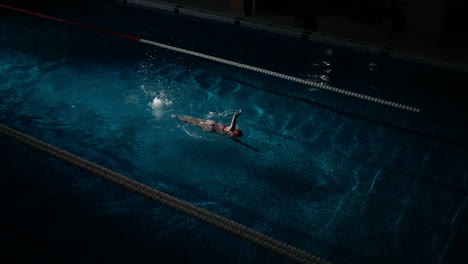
[1,2,467,264]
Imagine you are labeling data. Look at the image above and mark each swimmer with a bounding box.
[172,110,243,138]
[172,110,259,152]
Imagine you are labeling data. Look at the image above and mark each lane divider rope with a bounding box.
[0,3,420,113]
[140,38,419,113]
[0,123,331,264]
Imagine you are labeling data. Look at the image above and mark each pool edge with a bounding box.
[122,0,468,73]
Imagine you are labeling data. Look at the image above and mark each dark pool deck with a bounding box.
[121,0,468,67]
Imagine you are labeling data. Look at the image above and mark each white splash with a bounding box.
[148,94,173,119]
[205,110,233,119]
[140,85,156,97]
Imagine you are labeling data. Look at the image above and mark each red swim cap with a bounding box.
[233,129,243,137]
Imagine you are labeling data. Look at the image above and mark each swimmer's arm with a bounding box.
[228,110,242,131]
[232,138,259,152]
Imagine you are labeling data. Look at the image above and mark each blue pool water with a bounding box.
[1,2,467,264]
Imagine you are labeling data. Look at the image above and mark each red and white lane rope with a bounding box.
[0,3,420,113]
